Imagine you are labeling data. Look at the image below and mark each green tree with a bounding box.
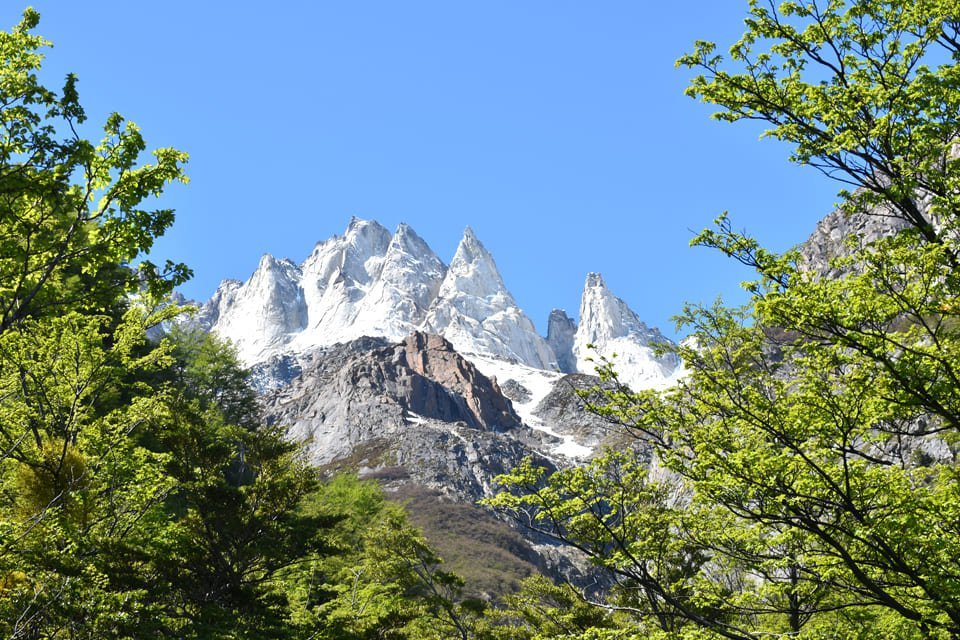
[291,474,483,640]
[483,575,620,640]
[0,8,190,637]
[0,9,337,638]
[0,304,183,638]
[140,329,337,638]
[492,1,960,638]
[680,0,960,248]
[0,8,189,333]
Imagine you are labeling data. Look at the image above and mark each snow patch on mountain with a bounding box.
[466,353,592,460]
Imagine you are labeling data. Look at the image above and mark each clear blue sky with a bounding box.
[24,2,839,339]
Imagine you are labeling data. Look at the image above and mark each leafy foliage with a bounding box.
[139,329,339,638]
[0,10,339,638]
[0,9,189,332]
[288,474,485,640]
[490,1,960,638]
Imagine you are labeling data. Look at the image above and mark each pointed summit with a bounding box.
[459,225,483,253]
[441,227,509,300]
[349,222,448,340]
[573,273,680,389]
[424,228,555,369]
[584,272,605,288]
[578,271,643,344]
[344,216,388,238]
[208,253,306,363]
[391,222,437,260]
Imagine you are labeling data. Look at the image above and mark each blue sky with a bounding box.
[24,2,839,338]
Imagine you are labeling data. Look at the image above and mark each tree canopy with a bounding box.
[0,9,337,637]
[490,1,960,638]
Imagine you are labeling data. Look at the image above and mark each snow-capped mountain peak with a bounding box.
[578,272,647,344]
[572,272,681,389]
[200,220,679,391]
[438,226,510,300]
[423,228,556,369]
[349,222,448,341]
[207,254,306,364]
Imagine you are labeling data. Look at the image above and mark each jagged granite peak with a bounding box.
[195,279,243,330]
[351,223,448,341]
[292,218,393,348]
[207,255,306,363]
[573,272,681,390]
[546,309,577,373]
[424,227,557,370]
[441,226,509,299]
[578,273,632,342]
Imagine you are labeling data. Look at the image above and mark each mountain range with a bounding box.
[189,210,873,594]
[198,216,682,393]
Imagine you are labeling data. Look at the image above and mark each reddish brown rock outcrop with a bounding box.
[400,332,520,431]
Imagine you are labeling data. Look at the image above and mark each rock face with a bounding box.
[201,256,306,364]
[799,205,913,277]
[530,373,653,457]
[262,332,532,500]
[532,374,613,448]
[400,333,521,431]
[547,309,577,373]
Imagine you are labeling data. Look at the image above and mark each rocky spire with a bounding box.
[546,309,577,373]
[351,223,448,340]
[292,218,393,348]
[572,272,680,389]
[424,228,557,369]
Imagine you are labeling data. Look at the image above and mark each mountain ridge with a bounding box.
[200,218,682,391]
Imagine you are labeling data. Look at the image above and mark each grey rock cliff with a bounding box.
[531,373,640,453]
[798,204,912,277]
[547,309,577,373]
[261,332,536,501]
